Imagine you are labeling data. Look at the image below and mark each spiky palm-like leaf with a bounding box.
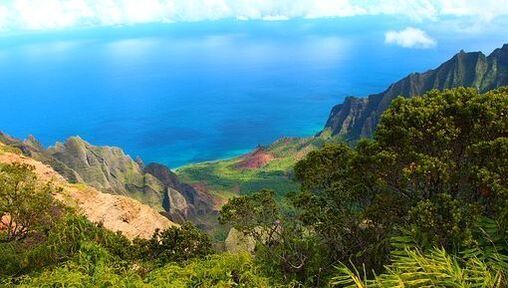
[330,247,506,288]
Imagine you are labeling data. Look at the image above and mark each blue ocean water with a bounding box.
[0,18,506,168]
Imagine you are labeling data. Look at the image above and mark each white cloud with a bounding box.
[437,0,508,22]
[385,27,437,48]
[0,0,506,32]
[305,0,367,19]
[262,15,290,21]
[0,5,9,30]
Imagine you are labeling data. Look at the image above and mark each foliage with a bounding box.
[8,251,277,288]
[0,212,133,277]
[0,163,62,242]
[331,247,506,287]
[297,87,507,265]
[147,253,278,287]
[220,190,330,286]
[7,241,145,288]
[293,143,391,270]
[219,189,280,237]
[133,222,213,265]
[220,87,508,286]
[375,87,508,243]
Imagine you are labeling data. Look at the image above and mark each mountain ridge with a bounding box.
[323,43,508,139]
[0,132,214,226]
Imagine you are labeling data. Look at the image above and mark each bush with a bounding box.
[133,222,213,265]
[147,253,278,287]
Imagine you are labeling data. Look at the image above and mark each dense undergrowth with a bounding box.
[1,87,507,287]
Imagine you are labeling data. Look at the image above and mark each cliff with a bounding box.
[0,133,213,224]
[323,44,508,139]
[0,142,177,239]
[144,163,215,223]
[47,136,165,209]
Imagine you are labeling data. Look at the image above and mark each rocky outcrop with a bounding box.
[224,228,256,253]
[323,44,508,140]
[144,163,215,223]
[0,143,177,239]
[46,136,164,209]
[0,133,213,225]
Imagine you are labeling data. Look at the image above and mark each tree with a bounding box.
[0,163,61,242]
[219,189,281,244]
[293,142,394,271]
[374,87,508,249]
[290,87,508,277]
[220,190,329,285]
[134,222,213,264]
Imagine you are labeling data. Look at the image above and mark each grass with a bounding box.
[176,135,333,239]
[176,135,330,201]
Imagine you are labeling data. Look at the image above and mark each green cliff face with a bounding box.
[323,44,508,140]
[47,136,164,209]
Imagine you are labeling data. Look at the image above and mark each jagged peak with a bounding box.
[24,134,44,150]
[452,49,483,59]
[135,156,145,168]
[322,43,508,138]
[49,136,86,151]
[66,135,87,144]
[489,43,508,58]
[60,136,126,155]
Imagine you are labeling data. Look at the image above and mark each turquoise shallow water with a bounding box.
[0,18,506,168]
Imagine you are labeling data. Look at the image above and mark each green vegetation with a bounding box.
[332,246,506,287]
[1,87,507,287]
[0,162,278,287]
[220,87,508,286]
[9,250,276,287]
[177,136,329,200]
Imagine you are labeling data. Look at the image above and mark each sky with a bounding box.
[0,0,507,48]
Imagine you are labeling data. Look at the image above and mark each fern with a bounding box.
[330,247,506,287]
[462,217,508,272]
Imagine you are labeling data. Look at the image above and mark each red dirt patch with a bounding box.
[236,148,275,170]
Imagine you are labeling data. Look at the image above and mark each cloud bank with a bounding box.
[385,27,437,48]
[0,0,506,32]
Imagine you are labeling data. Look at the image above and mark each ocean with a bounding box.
[0,18,506,167]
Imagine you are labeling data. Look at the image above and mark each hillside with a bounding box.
[323,44,508,139]
[0,142,177,239]
[0,133,215,226]
[177,135,331,201]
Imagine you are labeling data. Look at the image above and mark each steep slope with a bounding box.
[144,163,215,224]
[0,133,213,225]
[0,132,83,182]
[0,143,177,239]
[47,136,165,209]
[324,44,508,139]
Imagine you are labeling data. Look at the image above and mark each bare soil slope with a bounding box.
[0,144,177,239]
